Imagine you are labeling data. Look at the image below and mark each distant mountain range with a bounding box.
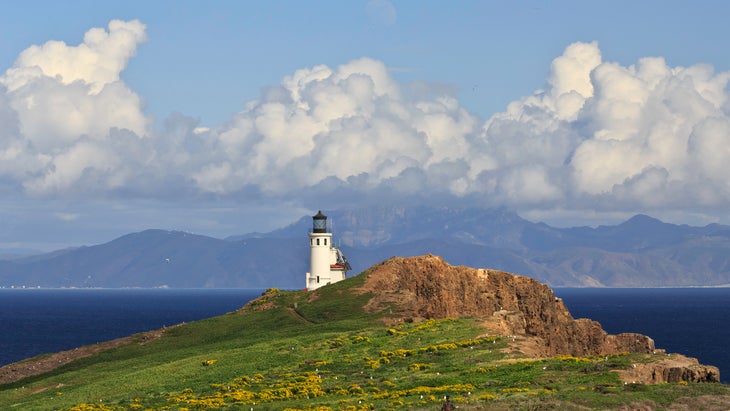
[2,206,730,288]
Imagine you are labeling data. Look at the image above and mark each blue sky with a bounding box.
[5,1,728,125]
[1,1,730,252]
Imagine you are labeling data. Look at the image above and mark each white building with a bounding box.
[306,211,350,291]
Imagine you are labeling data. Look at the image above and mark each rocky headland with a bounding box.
[350,254,720,383]
[0,254,721,391]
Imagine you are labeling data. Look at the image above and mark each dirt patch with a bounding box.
[615,395,730,411]
[286,307,315,324]
[665,395,730,410]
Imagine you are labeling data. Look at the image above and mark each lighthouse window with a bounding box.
[316,239,320,245]
[324,238,327,245]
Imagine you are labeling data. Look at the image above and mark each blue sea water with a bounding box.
[0,288,263,368]
[554,288,730,383]
[0,288,727,384]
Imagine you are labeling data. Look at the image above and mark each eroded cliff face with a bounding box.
[618,353,721,384]
[353,255,720,382]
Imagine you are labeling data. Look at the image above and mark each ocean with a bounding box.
[0,288,727,383]
[0,288,263,369]
[554,287,730,383]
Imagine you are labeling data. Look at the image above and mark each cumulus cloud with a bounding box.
[2,21,730,222]
[0,20,150,196]
[480,41,730,215]
[3,19,146,94]
[189,57,474,197]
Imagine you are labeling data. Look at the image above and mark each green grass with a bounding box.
[1,282,727,410]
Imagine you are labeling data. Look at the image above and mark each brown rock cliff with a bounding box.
[352,255,720,382]
[618,353,720,384]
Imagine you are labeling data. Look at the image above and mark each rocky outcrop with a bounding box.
[618,353,721,384]
[356,255,653,356]
[354,255,720,382]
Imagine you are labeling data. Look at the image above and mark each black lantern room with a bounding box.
[312,210,327,233]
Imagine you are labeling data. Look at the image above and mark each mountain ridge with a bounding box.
[2,206,730,288]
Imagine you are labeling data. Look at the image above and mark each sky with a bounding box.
[2,0,730,252]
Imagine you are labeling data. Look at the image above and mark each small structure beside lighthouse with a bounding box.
[306,210,350,291]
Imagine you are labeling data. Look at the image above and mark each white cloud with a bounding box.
[2,19,146,94]
[687,116,730,197]
[0,20,150,196]
[547,41,601,120]
[479,41,730,216]
[54,212,80,222]
[2,22,730,223]
[192,57,452,196]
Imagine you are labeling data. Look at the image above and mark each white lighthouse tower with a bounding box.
[306,211,350,291]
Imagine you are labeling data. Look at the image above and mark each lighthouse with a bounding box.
[306,210,350,291]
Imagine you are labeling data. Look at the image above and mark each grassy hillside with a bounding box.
[1,273,728,410]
